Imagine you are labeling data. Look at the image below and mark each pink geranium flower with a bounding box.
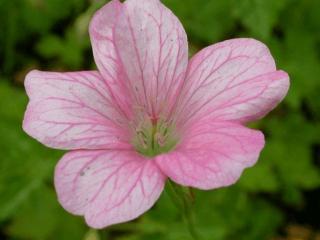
[23,0,289,229]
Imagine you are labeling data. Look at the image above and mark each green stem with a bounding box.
[183,200,199,240]
[98,229,107,240]
[166,180,202,240]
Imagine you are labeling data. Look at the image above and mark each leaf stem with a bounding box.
[166,180,202,240]
[98,228,107,240]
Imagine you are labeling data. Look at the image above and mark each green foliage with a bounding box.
[6,185,86,240]
[1,0,320,239]
[163,0,236,44]
[0,82,86,239]
[233,0,288,40]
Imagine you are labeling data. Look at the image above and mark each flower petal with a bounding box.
[89,0,131,115]
[55,150,165,228]
[175,38,289,127]
[23,70,131,150]
[114,0,188,118]
[89,0,122,83]
[155,121,265,190]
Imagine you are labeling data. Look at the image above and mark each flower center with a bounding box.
[132,117,179,157]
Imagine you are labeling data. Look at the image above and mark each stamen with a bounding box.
[137,131,148,149]
[155,132,166,147]
[131,116,179,157]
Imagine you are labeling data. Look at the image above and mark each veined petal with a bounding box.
[175,38,289,127]
[114,0,188,118]
[89,0,122,83]
[55,150,166,228]
[89,0,131,117]
[156,121,264,190]
[23,70,130,150]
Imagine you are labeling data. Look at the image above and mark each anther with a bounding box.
[155,133,166,147]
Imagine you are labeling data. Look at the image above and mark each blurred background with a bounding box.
[1,0,320,239]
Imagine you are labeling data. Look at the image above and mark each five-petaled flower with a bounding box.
[23,0,290,229]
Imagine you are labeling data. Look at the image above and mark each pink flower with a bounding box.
[23,0,289,229]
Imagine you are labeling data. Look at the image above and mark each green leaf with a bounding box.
[233,0,288,40]
[282,28,320,108]
[239,157,280,192]
[163,0,236,44]
[6,185,87,240]
[22,0,86,34]
[261,115,320,203]
[0,82,63,221]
